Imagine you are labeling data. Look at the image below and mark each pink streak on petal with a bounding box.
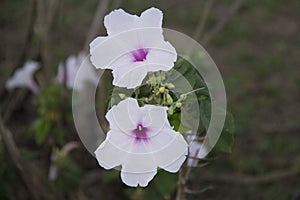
[132,123,149,142]
[131,48,149,62]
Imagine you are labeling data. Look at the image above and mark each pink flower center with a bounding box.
[131,48,149,62]
[132,124,149,142]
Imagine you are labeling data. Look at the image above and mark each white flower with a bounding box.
[186,132,208,167]
[89,7,177,89]
[57,52,98,91]
[48,141,80,180]
[188,140,203,167]
[5,61,40,94]
[95,98,188,187]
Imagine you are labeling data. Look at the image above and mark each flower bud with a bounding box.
[167,94,173,104]
[180,94,187,100]
[118,93,126,99]
[166,83,175,89]
[175,102,182,108]
[168,107,174,115]
[159,87,165,93]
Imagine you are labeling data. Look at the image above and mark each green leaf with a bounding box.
[199,99,211,129]
[167,56,208,95]
[215,112,235,152]
[153,170,177,197]
[33,119,51,144]
[199,99,235,153]
[215,130,234,153]
[168,112,181,131]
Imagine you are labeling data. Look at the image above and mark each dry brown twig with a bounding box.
[201,0,245,46]
[0,116,60,200]
[83,0,110,53]
[193,0,215,42]
[175,1,246,199]
[36,0,56,85]
[0,0,37,98]
[200,165,300,184]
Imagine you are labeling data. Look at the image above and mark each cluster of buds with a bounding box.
[115,71,193,117]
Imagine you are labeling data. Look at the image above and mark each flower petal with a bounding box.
[89,36,107,52]
[90,34,133,70]
[142,105,169,137]
[104,9,139,35]
[106,98,140,132]
[112,62,149,89]
[188,141,202,167]
[145,42,177,72]
[151,128,188,169]
[120,138,158,168]
[6,61,39,93]
[121,170,157,187]
[140,7,163,28]
[163,155,186,173]
[94,135,124,169]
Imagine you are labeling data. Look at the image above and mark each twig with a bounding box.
[112,0,123,9]
[176,160,188,200]
[83,0,110,52]
[0,0,37,98]
[193,0,215,41]
[47,0,60,28]
[37,0,60,85]
[0,117,62,199]
[82,169,103,188]
[202,0,245,46]
[237,124,300,135]
[0,116,59,200]
[185,186,213,194]
[200,166,300,184]
[2,89,28,123]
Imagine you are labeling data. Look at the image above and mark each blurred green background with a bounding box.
[1,0,300,199]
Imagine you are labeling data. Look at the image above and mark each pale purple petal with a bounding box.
[188,141,203,167]
[140,7,163,28]
[105,98,140,132]
[141,105,169,137]
[112,62,149,89]
[95,98,188,187]
[152,128,188,170]
[104,9,139,35]
[5,61,40,94]
[57,53,99,91]
[163,155,187,173]
[121,171,157,187]
[89,36,107,52]
[90,7,177,89]
[95,134,125,170]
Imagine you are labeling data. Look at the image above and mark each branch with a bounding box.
[201,166,300,184]
[237,124,300,135]
[193,0,215,41]
[83,0,110,52]
[201,0,245,46]
[47,0,60,28]
[176,160,188,200]
[2,89,27,123]
[36,0,60,85]
[0,0,37,98]
[0,116,61,200]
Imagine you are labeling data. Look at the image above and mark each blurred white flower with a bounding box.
[95,98,188,187]
[90,7,177,89]
[188,138,202,167]
[57,52,98,91]
[5,61,40,94]
[186,132,208,167]
[48,141,80,180]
